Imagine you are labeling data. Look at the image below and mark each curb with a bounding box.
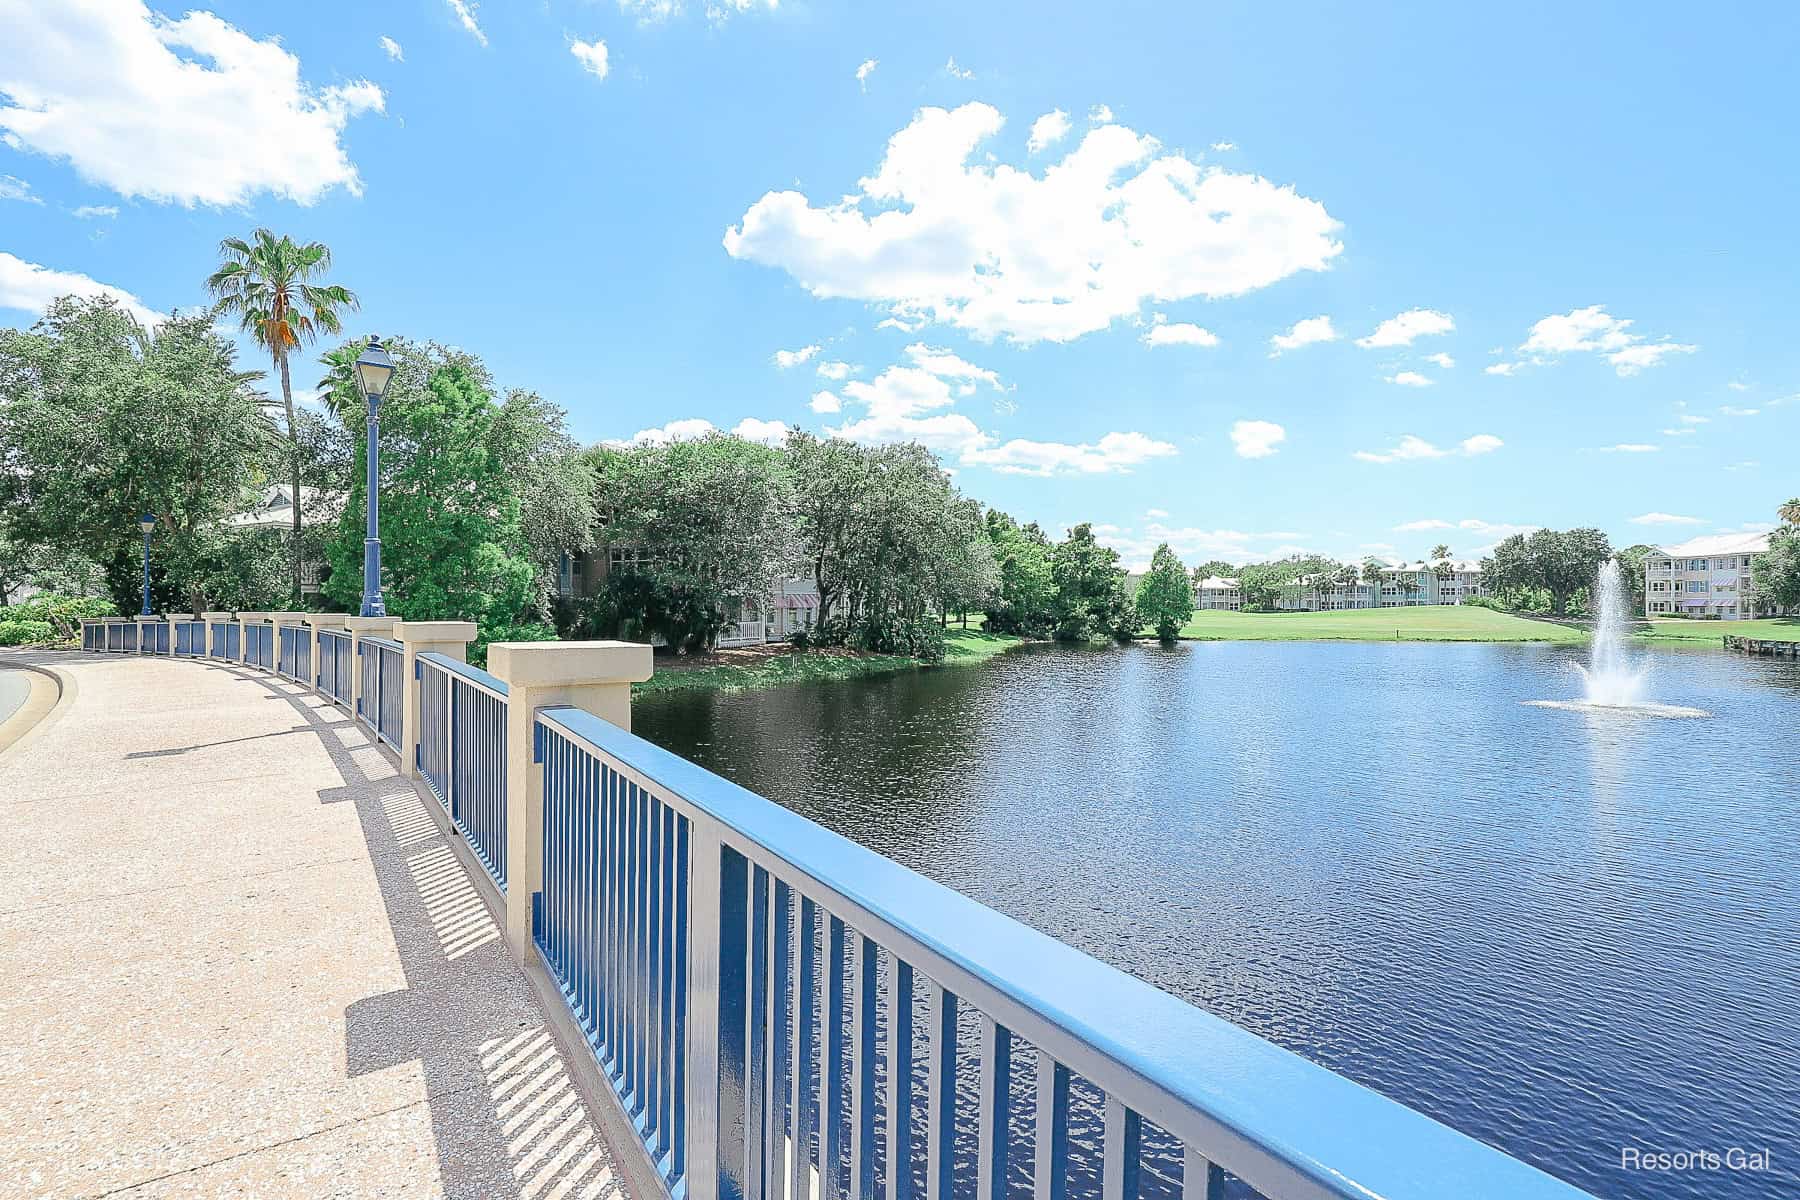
[0,658,76,766]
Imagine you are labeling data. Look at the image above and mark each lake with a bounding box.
[635,640,1800,1200]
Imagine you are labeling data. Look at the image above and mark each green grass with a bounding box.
[1169,605,1588,644]
[634,629,1025,698]
[1634,616,1800,644]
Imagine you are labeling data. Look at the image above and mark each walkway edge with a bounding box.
[0,659,74,765]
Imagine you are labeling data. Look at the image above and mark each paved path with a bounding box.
[0,652,625,1200]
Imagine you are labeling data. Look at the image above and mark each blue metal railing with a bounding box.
[278,625,300,679]
[81,621,101,651]
[418,652,509,891]
[318,629,352,705]
[531,704,1596,1200]
[211,620,239,661]
[142,621,169,654]
[358,636,403,749]
[173,620,206,657]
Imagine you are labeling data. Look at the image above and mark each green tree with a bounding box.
[1135,543,1194,641]
[984,510,1057,635]
[1190,560,1237,587]
[1614,543,1655,613]
[1751,528,1800,615]
[322,361,534,635]
[207,229,358,602]
[1050,522,1134,640]
[1778,498,1800,528]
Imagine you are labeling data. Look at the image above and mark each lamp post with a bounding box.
[354,336,395,617]
[137,512,156,616]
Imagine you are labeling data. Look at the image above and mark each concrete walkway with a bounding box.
[0,652,625,1200]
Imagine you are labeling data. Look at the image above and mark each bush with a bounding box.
[0,620,55,646]
[5,593,115,628]
[468,620,557,670]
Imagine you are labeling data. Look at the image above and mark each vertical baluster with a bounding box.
[662,804,680,1158]
[636,779,652,1113]
[671,814,691,1185]
[976,1016,1011,1200]
[682,818,721,1200]
[819,916,847,1199]
[848,934,877,1200]
[885,959,915,1200]
[765,881,792,1199]
[789,897,817,1200]
[581,746,597,1035]
[716,845,751,1200]
[925,982,956,1200]
[1033,1053,1069,1200]
[744,866,770,1198]
[1101,1098,1141,1200]
[648,791,666,1148]
[624,780,641,1100]
[1181,1146,1224,1200]
[600,764,618,1066]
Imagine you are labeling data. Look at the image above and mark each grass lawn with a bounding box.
[634,628,1024,697]
[1170,605,1588,644]
[1635,616,1800,644]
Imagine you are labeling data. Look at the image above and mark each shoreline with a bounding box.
[632,629,1024,698]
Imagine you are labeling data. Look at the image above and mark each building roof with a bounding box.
[1651,532,1771,558]
[1195,575,1239,589]
[226,484,344,529]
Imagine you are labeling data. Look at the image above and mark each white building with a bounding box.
[1194,575,1242,611]
[1275,561,1487,611]
[1643,532,1770,620]
[559,544,819,647]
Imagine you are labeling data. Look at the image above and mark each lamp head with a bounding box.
[354,335,395,409]
[138,512,156,534]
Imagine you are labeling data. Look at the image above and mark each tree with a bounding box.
[1779,498,1800,528]
[1614,543,1655,613]
[1051,523,1135,640]
[1361,557,1387,602]
[1430,543,1451,562]
[936,498,1000,626]
[1481,528,1612,615]
[1751,528,1800,615]
[1135,543,1194,641]
[208,230,358,603]
[322,360,534,635]
[985,510,1057,635]
[0,297,277,614]
[1190,560,1237,586]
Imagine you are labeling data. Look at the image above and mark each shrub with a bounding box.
[468,620,557,670]
[0,620,55,646]
[6,594,115,629]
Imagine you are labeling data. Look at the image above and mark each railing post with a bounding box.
[304,614,347,694]
[134,614,161,657]
[201,611,232,658]
[488,640,653,962]
[341,615,398,717]
[236,612,268,666]
[394,621,477,780]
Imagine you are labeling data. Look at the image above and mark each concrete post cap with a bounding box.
[237,612,272,622]
[201,611,235,620]
[268,611,309,623]
[341,616,399,632]
[488,640,654,687]
[395,620,478,641]
[303,613,350,628]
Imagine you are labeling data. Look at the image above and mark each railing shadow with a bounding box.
[222,664,625,1200]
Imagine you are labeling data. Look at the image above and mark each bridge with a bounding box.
[0,614,1598,1200]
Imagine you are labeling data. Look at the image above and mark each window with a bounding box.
[1687,580,1708,593]
[609,546,653,572]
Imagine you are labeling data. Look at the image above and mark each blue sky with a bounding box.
[3,1,1795,569]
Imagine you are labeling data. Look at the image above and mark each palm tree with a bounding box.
[1430,542,1451,562]
[1779,498,1800,528]
[1362,557,1387,601]
[1335,563,1360,608]
[207,230,359,603]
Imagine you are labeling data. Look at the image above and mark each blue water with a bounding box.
[637,640,1800,1200]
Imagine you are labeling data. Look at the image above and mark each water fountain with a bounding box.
[1527,560,1709,717]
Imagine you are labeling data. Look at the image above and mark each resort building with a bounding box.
[1275,561,1488,611]
[1194,575,1242,610]
[1642,532,1771,620]
[225,483,340,597]
[557,544,820,647]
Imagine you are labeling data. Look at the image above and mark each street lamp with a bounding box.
[137,512,156,616]
[353,335,395,618]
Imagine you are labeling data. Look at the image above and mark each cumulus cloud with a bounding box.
[0,251,163,327]
[724,102,1342,344]
[904,342,1004,389]
[615,416,787,447]
[856,59,877,89]
[1210,141,1236,151]
[0,175,40,204]
[1518,305,1696,376]
[1356,308,1454,348]
[1485,362,1519,376]
[1386,371,1433,388]
[944,57,974,80]
[1630,512,1705,526]
[379,35,404,61]
[72,204,118,219]
[1027,109,1071,153]
[570,38,610,79]
[1230,419,1286,459]
[1141,315,1219,347]
[1425,352,1454,369]
[1270,315,1337,354]
[808,391,841,414]
[772,344,820,368]
[963,432,1176,477]
[1146,508,1169,518]
[445,0,487,44]
[1393,517,1538,544]
[1719,405,1760,417]
[1354,433,1502,463]
[0,2,383,207]
[815,360,855,381]
[1096,523,1302,573]
[1088,104,1113,123]
[732,417,788,445]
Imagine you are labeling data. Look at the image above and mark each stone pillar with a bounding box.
[201,611,233,659]
[236,612,269,666]
[304,613,348,693]
[341,615,398,719]
[394,620,477,780]
[489,641,653,959]
[133,615,160,656]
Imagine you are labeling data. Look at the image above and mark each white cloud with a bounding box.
[1097,523,1302,572]
[815,360,855,381]
[1600,443,1658,453]
[1089,104,1113,123]
[1354,433,1502,463]
[1519,305,1696,377]
[1719,405,1760,417]
[1356,308,1454,348]
[724,102,1342,344]
[1146,508,1169,518]
[944,57,974,80]
[0,251,163,327]
[1661,428,1697,437]
[1726,380,1750,392]
[1424,352,1455,369]
[772,344,820,369]
[0,2,383,207]
[1210,141,1236,151]
[0,175,40,204]
[1393,517,1537,542]
[1676,411,1709,425]
[1027,109,1071,153]
[379,35,404,61]
[570,38,610,79]
[71,204,119,219]
[963,431,1176,476]
[1485,362,1519,376]
[809,391,841,414]
[856,59,877,89]
[1230,419,1286,459]
[904,342,1003,389]
[445,0,488,45]
[1630,512,1706,526]
[1394,518,1454,532]
[1269,315,1338,354]
[732,417,788,445]
[1386,371,1433,388]
[1142,317,1219,348]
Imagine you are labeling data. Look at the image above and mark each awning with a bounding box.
[775,593,819,610]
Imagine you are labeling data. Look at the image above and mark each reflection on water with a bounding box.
[637,641,1800,1200]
